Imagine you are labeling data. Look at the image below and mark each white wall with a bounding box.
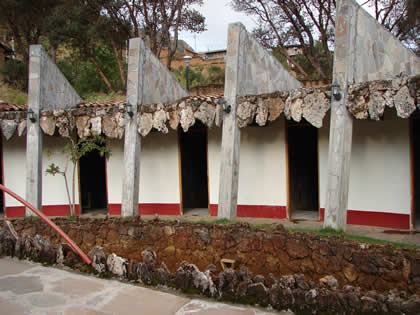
[208,119,287,206]
[3,110,410,216]
[43,136,79,206]
[106,139,124,205]
[107,131,181,205]
[319,111,409,214]
[318,113,330,209]
[3,135,26,207]
[139,130,180,204]
[239,119,287,206]
[2,135,79,208]
[348,111,410,214]
[208,127,221,205]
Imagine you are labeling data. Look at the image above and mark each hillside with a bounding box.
[0,81,27,105]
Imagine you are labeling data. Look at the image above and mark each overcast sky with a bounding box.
[179,0,372,53]
[178,0,256,52]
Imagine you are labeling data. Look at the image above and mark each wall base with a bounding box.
[108,203,181,216]
[210,204,287,219]
[320,208,410,229]
[5,203,409,229]
[6,205,81,218]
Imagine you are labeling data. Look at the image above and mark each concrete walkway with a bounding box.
[0,258,290,315]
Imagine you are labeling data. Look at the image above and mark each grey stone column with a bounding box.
[121,38,187,217]
[25,45,82,216]
[324,1,357,231]
[218,23,302,219]
[26,46,43,215]
[122,38,143,217]
[217,24,243,219]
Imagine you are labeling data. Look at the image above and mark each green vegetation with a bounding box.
[0,82,27,105]
[0,59,28,91]
[191,218,420,249]
[174,65,225,89]
[197,218,236,225]
[57,43,126,98]
[288,227,420,250]
[83,92,126,103]
[0,0,207,98]
[272,41,332,81]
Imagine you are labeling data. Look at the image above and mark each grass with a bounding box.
[192,218,420,249]
[196,218,238,226]
[0,81,27,104]
[288,227,420,250]
[82,92,125,103]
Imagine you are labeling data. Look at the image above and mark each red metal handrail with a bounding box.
[0,184,92,265]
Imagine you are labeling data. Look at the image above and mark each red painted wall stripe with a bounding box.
[347,210,409,229]
[210,204,287,219]
[320,208,409,229]
[108,204,121,215]
[108,203,181,216]
[6,203,409,229]
[6,205,80,218]
[139,203,181,215]
[5,206,25,218]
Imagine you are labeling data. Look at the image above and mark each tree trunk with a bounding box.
[62,172,74,216]
[71,162,76,217]
[281,50,309,78]
[89,55,115,92]
[50,45,57,64]
[111,40,126,89]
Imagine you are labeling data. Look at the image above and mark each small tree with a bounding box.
[46,135,110,216]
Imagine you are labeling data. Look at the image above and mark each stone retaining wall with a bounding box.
[9,218,420,293]
[1,219,420,313]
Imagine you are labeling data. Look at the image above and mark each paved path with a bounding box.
[0,258,289,315]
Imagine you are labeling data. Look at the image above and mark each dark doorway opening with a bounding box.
[413,117,420,229]
[0,136,3,215]
[287,121,319,219]
[179,121,209,215]
[79,146,108,214]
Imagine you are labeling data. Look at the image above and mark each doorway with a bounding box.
[287,121,319,220]
[79,146,108,214]
[179,122,209,215]
[412,116,420,229]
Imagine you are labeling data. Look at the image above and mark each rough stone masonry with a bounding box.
[1,218,420,314]
[0,74,418,141]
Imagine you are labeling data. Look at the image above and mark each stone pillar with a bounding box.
[324,1,358,231]
[218,23,302,219]
[121,38,143,217]
[121,38,188,217]
[324,1,357,231]
[26,46,43,215]
[217,24,243,219]
[25,45,82,216]
[217,28,241,219]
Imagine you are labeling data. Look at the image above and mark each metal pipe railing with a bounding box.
[0,184,92,265]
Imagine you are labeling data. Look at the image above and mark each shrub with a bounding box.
[0,59,28,91]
